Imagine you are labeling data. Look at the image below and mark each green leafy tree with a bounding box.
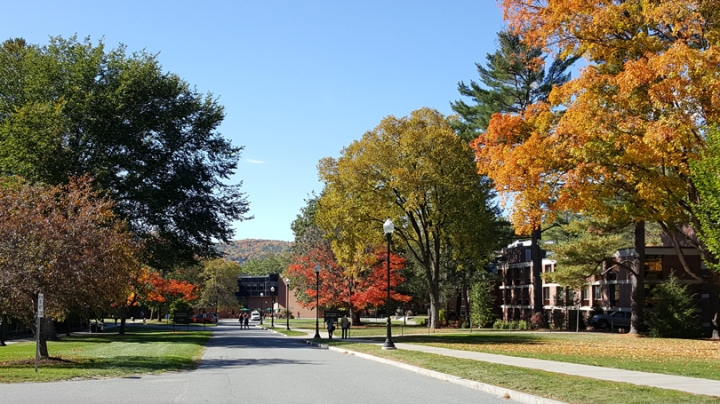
[198,259,243,312]
[451,30,577,141]
[469,272,499,328]
[0,36,251,269]
[692,128,720,274]
[647,274,703,339]
[316,108,505,329]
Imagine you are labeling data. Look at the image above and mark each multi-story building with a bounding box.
[497,240,715,335]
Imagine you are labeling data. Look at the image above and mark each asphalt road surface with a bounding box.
[0,323,520,404]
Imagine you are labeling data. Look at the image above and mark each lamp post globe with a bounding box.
[314,265,321,339]
[259,292,264,325]
[285,278,291,331]
[270,286,275,327]
[382,219,396,350]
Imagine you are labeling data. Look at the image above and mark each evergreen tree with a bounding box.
[451,30,578,141]
[647,274,703,339]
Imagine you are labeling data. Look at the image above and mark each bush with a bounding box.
[530,312,547,329]
[169,299,192,315]
[438,309,446,323]
[492,319,504,329]
[517,320,529,330]
[647,274,703,338]
[469,273,499,327]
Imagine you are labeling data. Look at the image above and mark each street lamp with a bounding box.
[270,286,276,328]
[314,265,321,339]
[382,218,396,350]
[259,292,264,325]
[285,277,291,331]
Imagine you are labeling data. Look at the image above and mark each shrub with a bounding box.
[647,274,703,338]
[438,309,446,323]
[517,320,529,330]
[530,312,547,329]
[170,299,192,315]
[492,319,504,329]
[469,273,499,327]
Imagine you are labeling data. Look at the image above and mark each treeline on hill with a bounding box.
[217,239,293,264]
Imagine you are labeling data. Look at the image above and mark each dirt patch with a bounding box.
[2,357,76,366]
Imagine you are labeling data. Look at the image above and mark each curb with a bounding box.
[303,339,565,404]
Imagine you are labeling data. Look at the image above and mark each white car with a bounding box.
[250,311,261,321]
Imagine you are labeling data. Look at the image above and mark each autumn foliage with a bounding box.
[286,246,410,313]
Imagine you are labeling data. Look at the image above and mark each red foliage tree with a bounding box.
[287,246,410,324]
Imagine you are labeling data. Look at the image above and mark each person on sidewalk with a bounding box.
[244,313,249,329]
[326,317,336,339]
[341,314,350,339]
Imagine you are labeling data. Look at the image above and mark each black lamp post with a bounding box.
[313,265,321,339]
[270,286,275,328]
[259,292,264,325]
[382,219,396,350]
[285,277,291,331]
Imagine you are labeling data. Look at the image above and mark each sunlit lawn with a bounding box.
[385,331,720,380]
[0,329,210,383]
[328,341,718,404]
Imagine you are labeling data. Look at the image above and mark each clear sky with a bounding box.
[1,1,506,242]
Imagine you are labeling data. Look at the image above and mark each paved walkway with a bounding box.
[290,327,720,398]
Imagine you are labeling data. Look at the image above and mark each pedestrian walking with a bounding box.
[238,313,243,326]
[341,314,350,339]
[243,313,249,329]
[326,317,336,339]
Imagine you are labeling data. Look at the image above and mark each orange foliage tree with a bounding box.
[491,0,720,336]
[286,246,410,325]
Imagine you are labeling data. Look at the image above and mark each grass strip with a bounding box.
[0,329,210,383]
[387,332,720,381]
[328,341,718,404]
[263,326,308,337]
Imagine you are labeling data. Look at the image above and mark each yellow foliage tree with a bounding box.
[316,108,505,329]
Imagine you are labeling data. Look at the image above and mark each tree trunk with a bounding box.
[351,309,362,326]
[36,318,50,358]
[630,221,646,335]
[119,311,127,335]
[711,284,720,339]
[531,227,544,313]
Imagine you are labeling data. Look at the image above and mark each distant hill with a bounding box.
[216,239,293,264]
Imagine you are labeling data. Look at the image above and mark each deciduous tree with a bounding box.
[0,36,251,270]
[317,108,504,329]
[496,0,720,336]
[286,246,410,325]
[0,176,140,356]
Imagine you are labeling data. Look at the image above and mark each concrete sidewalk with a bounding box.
[292,328,720,398]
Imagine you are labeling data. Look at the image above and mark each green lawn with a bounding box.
[0,329,210,382]
[381,331,720,381]
[328,341,719,404]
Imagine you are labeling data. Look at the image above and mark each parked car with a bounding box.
[191,313,217,324]
[250,311,261,321]
[591,311,631,329]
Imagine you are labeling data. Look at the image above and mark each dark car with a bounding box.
[591,311,631,329]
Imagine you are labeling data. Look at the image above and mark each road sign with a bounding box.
[37,293,44,318]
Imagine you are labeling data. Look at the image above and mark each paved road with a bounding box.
[0,322,519,404]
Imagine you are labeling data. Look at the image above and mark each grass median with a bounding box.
[0,328,210,383]
[327,341,718,404]
[377,331,720,381]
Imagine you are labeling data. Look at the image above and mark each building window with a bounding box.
[544,264,553,273]
[581,287,589,300]
[525,249,532,262]
[645,256,663,280]
[593,285,602,301]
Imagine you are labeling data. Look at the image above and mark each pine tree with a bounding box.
[451,30,577,141]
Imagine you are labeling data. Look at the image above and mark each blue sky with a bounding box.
[1,1,506,242]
